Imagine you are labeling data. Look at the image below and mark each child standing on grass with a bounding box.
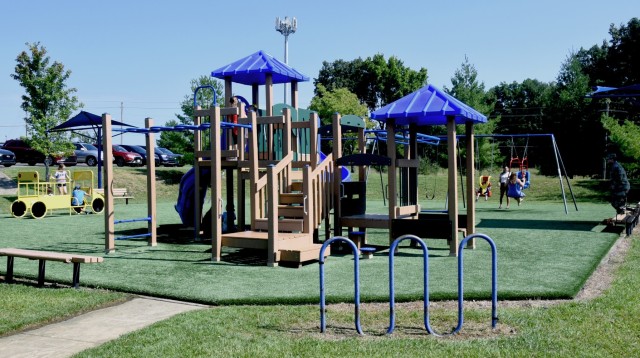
[498,166,510,209]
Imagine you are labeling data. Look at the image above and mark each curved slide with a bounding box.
[175,167,210,227]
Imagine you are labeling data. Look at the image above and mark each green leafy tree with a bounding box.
[444,56,498,172]
[11,42,81,172]
[547,53,600,175]
[308,84,368,124]
[309,85,369,155]
[315,54,427,112]
[157,76,224,164]
[602,114,640,175]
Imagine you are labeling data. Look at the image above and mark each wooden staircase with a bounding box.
[211,108,333,267]
[241,182,327,266]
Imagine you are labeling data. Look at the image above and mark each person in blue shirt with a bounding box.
[506,172,526,209]
[71,185,88,212]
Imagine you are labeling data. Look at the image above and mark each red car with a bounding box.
[2,139,77,166]
[95,144,143,167]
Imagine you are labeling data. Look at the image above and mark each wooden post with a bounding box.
[290,81,299,109]
[387,118,397,245]
[409,123,418,206]
[465,122,476,249]
[266,73,274,160]
[252,84,259,111]
[310,112,318,170]
[102,113,115,253]
[358,124,366,181]
[225,77,232,106]
[267,165,279,267]
[194,106,202,238]
[210,106,222,261]
[145,118,157,247]
[248,111,259,230]
[332,113,342,238]
[447,116,458,256]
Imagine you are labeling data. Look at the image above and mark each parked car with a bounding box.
[2,139,77,166]
[158,147,185,167]
[0,148,17,167]
[140,145,176,167]
[74,142,101,167]
[94,144,143,167]
[120,144,160,166]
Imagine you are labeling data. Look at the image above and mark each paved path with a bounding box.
[0,171,17,195]
[0,297,205,358]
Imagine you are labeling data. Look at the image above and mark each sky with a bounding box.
[0,0,637,145]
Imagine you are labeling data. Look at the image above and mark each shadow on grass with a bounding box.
[477,218,602,231]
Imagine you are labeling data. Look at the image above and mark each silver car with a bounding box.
[74,142,101,167]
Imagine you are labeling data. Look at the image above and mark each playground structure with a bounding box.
[9,170,105,219]
[99,51,491,265]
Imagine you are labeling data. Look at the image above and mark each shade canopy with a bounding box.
[586,84,640,98]
[211,50,309,86]
[49,111,135,132]
[370,84,487,125]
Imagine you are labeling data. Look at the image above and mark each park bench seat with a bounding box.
[0,248,103,288]
[94,187,133,204]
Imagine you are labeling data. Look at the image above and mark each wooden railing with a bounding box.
[303,153,334,233]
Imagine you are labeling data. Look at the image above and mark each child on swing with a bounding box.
[476,176,492,201]
[506,172,526,208]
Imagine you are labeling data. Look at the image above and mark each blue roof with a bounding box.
[586,84,640,98]
[49,111,134,132]
[211,50,309,86]
[370,84,487,125]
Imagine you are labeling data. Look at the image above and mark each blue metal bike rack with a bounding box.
[319,236,363,335]
[427,233,499,336]
[387,234,433,334]
[319,233,499,336]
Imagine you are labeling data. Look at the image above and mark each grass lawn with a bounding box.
[1,166,638,355]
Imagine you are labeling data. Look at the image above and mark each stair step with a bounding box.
[278,205,304,218]
[254,218,303,232]
[289,181,303,192]
[221,231,308,249]
[280,243,330,265]
[279,193,304,204]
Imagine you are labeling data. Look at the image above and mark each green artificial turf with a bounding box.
[0,198,619,305]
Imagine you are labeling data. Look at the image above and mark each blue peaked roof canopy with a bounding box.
[48,111,134,132]
[211,50,309,86]
[586,84,640,98]
[370,84,487,126]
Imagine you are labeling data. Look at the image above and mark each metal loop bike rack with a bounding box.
[319,233,499,336]
[387,234,433,334]
[427,233,498,336]
[319,236,363,335]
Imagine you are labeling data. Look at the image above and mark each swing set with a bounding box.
[430,133,577,214]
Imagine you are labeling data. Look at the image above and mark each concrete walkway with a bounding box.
[0,297,206,358]
[0,171,17,195]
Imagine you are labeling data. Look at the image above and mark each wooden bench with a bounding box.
[0,248,103,288]
[94,187,134,204]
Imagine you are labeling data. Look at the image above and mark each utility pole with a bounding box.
[120,101,124,145]
[275,16,297,105]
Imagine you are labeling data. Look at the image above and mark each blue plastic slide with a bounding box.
[175,168,210,227]
[320,152,350,182]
